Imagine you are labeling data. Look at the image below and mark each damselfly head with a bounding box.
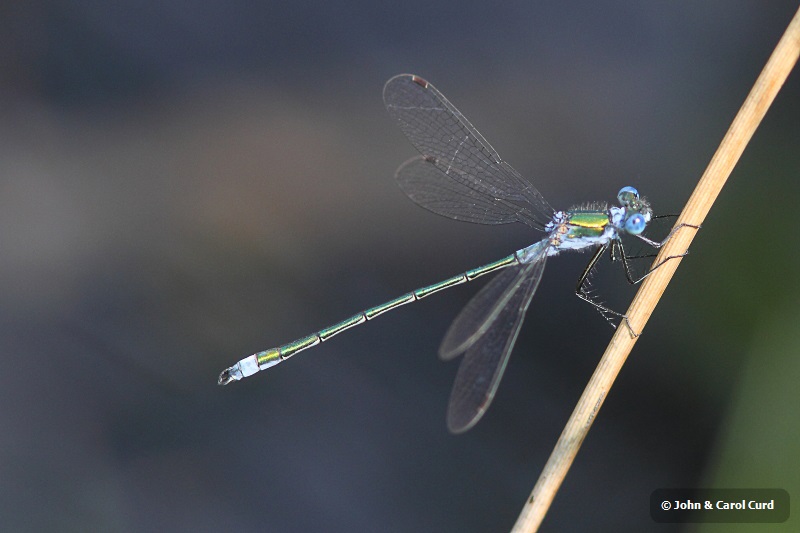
[617,186,653,233]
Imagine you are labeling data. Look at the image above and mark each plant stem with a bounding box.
[511,6,800,532]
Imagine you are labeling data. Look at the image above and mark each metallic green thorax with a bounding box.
[564,210,609,239]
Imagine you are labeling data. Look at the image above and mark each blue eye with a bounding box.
[625,213,647,234]
[617,186,639,205]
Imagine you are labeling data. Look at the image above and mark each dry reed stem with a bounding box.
[511,6,800,532]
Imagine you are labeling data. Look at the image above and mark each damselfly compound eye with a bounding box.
[617,186,639,205]
[625,213,647,234]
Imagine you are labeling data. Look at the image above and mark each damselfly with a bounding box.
[218,74,695,433]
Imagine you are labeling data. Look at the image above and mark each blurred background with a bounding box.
[1,1,799,531]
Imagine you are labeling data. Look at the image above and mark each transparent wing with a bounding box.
[395,157,542,226]
[383,74,554,229]
[440,242,548,360]
[442,255,548,433]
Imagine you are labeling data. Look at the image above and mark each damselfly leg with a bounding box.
[576,222,701,336]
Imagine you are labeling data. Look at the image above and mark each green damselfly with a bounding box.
[218,74,695,433]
